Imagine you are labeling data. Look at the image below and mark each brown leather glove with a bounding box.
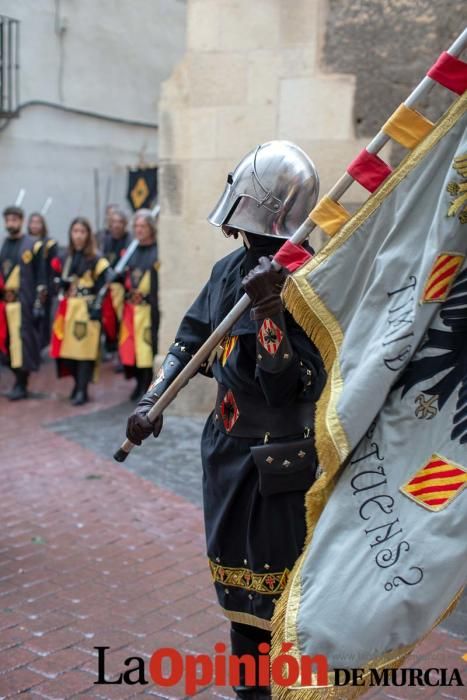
[242,256,288,320]
[126,399,163,445]
[126,352,184,444]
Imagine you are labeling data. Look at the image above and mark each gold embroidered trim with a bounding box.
[447,152,467,222]
[218,607,272,631]
[209,559,289,595]
[273,92,467,700]
[33,240,43,255]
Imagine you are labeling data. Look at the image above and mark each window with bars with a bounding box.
[0,15,20,118]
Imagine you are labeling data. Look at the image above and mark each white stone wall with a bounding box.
[0,0,186,241]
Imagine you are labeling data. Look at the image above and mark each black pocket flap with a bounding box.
[250,439,317,496]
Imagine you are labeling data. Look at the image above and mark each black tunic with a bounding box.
[0,234,43,372]
[101,231,132,267]
[168,244,326,629]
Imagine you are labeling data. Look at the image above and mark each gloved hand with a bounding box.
[242,256,288,320]
[126,396,163,445]
[88,304,102,322]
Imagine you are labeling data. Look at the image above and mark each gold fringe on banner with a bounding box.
[272,92,467,700]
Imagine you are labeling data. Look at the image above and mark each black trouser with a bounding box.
[71,360,94,394]
[13,368,29,389]
[230,623,272,697]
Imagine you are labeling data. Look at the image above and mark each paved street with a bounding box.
[0,360,465,699]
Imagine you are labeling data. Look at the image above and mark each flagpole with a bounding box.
[114,28,467,462]
[322,29,467,207]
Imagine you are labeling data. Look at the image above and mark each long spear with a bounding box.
[114,28,467,462]
[15,188,25,206]
[41,197,53,216]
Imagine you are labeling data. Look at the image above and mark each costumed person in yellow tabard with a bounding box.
[118,209,159,400]
[50,217,111,405]
[0,206,46,400]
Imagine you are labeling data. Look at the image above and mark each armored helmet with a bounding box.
[208,140,319,239]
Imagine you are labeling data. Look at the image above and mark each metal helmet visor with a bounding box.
[207,173,238,227]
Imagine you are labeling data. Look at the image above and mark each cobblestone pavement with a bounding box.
[0,361,465,699]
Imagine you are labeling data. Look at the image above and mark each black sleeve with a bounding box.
[168,281,213,375]
[255,311,326,407]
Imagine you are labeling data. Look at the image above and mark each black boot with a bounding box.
[70,361,92,405]
[7,370,29,401]
[71,390,87,406]
[231,624,272,699]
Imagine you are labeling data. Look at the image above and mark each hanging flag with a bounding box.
[272,93,467,698]
[127,167,158,211]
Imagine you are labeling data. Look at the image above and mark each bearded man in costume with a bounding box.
[0,206,45,400]
[126,141,326,699]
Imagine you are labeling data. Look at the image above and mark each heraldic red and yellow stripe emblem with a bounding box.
[421,253,464,303]
[221,335,238,366]
[400,454,467,511]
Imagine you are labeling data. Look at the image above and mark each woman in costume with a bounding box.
[50,217,110,405]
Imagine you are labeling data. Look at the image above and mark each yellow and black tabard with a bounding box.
[0,234,44,371]
[118,242,159,371]
[50,252,109,363]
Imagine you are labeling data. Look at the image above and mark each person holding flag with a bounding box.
[124,142,326,698]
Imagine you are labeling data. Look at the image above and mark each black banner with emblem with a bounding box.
[127,167,158,211]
